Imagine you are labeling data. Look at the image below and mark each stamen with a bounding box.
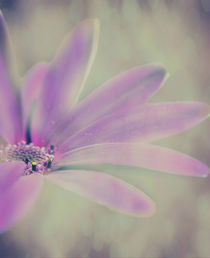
[47,158,53,168]
[1,141,55,175]
[32,162,37,171]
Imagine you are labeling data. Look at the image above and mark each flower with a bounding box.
[0,12,209,233]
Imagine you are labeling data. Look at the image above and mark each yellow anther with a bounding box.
[32,162,37,171]
[47,158,53,168]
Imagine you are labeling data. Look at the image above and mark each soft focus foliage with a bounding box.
[0,1,210,258]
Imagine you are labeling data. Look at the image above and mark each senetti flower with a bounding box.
[0,12,209,233]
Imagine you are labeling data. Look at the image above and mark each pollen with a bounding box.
[0,141,55,175]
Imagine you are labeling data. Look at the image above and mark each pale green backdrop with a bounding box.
[0,1,210,257]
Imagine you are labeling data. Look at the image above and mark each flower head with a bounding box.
[0,12,209,233]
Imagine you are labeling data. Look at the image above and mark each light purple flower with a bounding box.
[0,12,209,233]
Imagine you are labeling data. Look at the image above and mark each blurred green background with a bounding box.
[0,0,210,257]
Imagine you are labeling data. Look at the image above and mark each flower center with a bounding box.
[0,141,55,175]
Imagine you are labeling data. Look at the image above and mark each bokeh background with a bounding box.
[0,0,210,257]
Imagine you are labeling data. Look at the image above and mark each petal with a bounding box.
[0,161,25,195]
[0,12,22,143]
[21,63,48,139]
[0,11,18,81]
[31,19,100,146]
[58,143,210,177]
[46,170,155,217]
[49,64,167,147]
[60,102,210,152]
[0,173,43,233]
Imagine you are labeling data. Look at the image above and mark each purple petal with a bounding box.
[21,63,48,137]
[58,143,210,177]
[0,12,22,143]
[49,65,167,147]
[0,173,43,233]
[46,170,155,216]
[0,161,25,195]
[31,19,100,146]
[60,102,210,152]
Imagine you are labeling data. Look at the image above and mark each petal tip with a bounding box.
[89,18,100,29]
[138,202,156,218]
[145,63,169,85]
[148,63,167,73]
[0,11,6,31]
[129,190,156,218]
[141,199,156,217]
[77,18,100,34]
[165,71,170,80]
[131,202,156,218]
[201,104,210,118]
[192,165,210,178]
[202,168,210,177]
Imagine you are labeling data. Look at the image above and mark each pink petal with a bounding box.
[0,173,43,233]
[60,102,210,152]
[46,170,155,216]
[31,19,100,146]
[0,12,22,143]
[0,161,25,194]
[49,65,167,147]
[21,63,48,138]
[58,143,210,177]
